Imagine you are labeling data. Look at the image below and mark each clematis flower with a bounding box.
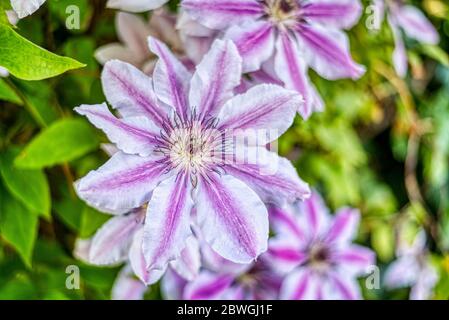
[384,230,438,300]
[10,0,45,19]
[107,0,168,13]
[74,38,309,278]
[181,0,365,118]
[95,10,184,74]
[373,0,439,77]
[267,192,375,300]
[162,243,282,300]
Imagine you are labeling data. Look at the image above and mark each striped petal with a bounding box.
[268,238,306,274]
[75,103,159,157]
[295,24,365,80]
[328,273,361,300]
[225,20,275,73]
[303,0,363,29]
[297,192,330,239]
[148,37,191,120]
[75,151,168,214]
[334,245,376,276]
[181,0,264,30]
[268,205,305,241]
[394,5,439,45]
[326,208,360,245]
[88,209,145,265]
[184,271,234,300]
[143,173,194,272]
[218,84,301,143]
[225,148,310,205]
[195,174,268,264]
[189,39,242,119]
[102,60,168,126]
[274,32,320,119]
[106,0,168,12]
[280,269,320,300]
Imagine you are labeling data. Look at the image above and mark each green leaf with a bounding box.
[0,147,50,219]
[0,24,85,81]
[0,182,39,268]
[0,79,22,105]
[79,206,109,238]
[371,223,394,262]
[14,118,100,169]
[421,44,449,67]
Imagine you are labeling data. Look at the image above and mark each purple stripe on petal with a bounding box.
[280,269,311,300]
[226,148,310,205]
[326,208,360,244]
[218,84,301,142]
[75,151,168,214]
[274,32,315,119]
[196,174,268,264]
[299,192,330,239]
[302,0,363,29]
[184,271,234,300]
[225,20,275,73]
[75,104,159,157]
[182,0,264,30]
[149,37,191,120]
[143,173,194,272]
[330,274,360,300]
[102,60,167,126]
[334,245,375,276]
[269,205,304,240]
[269,246,306,263]
[189,40,242,119]
[295,23,365,80]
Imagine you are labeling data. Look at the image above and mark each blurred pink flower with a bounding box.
[162,243,282,300]
[384,230,438,300]
[267,192,375,300]
[182,0,365,118]
[373,0,439,77]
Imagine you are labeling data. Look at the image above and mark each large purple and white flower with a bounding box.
[181,0,365,118]
[384,230,438,300]
[373,0,439,77]
[267,192,375,300]
[74,38,309,277]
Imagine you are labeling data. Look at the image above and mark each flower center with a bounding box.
[307,243,331,271]
[155,112,222,186]
[264,0,299,27]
